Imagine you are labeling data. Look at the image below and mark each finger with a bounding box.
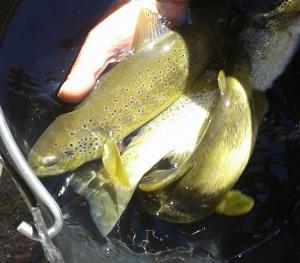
[58,2,141,103]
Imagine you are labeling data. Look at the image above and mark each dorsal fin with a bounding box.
[133,7,170,51]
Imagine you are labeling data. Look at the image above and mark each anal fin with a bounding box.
[102,136,130,188]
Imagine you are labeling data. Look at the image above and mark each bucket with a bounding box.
[0,1,300,262]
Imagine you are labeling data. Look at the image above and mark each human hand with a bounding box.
[58,0,190,103]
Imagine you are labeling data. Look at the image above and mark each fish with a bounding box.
[67,1,276,234]
[135,25,270,221]
[236,0,300,91]
[69,72,220,236]
[137,67,265,223]
[27,1,233,176]
[258,0,300,25]
[29,0,299,258]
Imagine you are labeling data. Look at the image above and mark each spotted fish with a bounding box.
[137,67,265,223]
[236,0,300,91]
[28,1,232,176]
[69,72,219,236]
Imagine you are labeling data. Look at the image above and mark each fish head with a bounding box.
[28,111,104,176]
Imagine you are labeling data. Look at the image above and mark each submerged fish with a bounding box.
[28,1,233,176]
[70,72,219,236]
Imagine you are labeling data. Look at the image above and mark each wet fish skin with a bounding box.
[234,0,300,91]
[138,66,262,223]
[261,0,300,23]
[28,16,219,176]
[70,73,220,236]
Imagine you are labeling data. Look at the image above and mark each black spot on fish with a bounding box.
[64,150,73,157]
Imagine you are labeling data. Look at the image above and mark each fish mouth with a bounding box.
[27,151,64,176]
[30,164,67,177]
[28,156,66,176]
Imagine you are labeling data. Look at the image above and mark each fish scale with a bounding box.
[28,18,216,176]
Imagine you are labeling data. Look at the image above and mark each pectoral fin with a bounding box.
[69,163,120,236]
[138,160,191,192]
[214,190,254,216]
[102,137,130,188]
[217,70,228,94]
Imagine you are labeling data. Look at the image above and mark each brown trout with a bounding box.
[28,1,232,176]
[137,69,254,223]
[69,72,219,236]
[237,0,300,91]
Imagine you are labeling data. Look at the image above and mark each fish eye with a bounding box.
[41,155,58,168]
[45,161,58,168]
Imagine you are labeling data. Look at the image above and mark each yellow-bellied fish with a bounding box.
[69,72,219,236]
[137,62,269,222]
[28,2,231,176]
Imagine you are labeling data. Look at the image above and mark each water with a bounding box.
[0,1,300,262]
